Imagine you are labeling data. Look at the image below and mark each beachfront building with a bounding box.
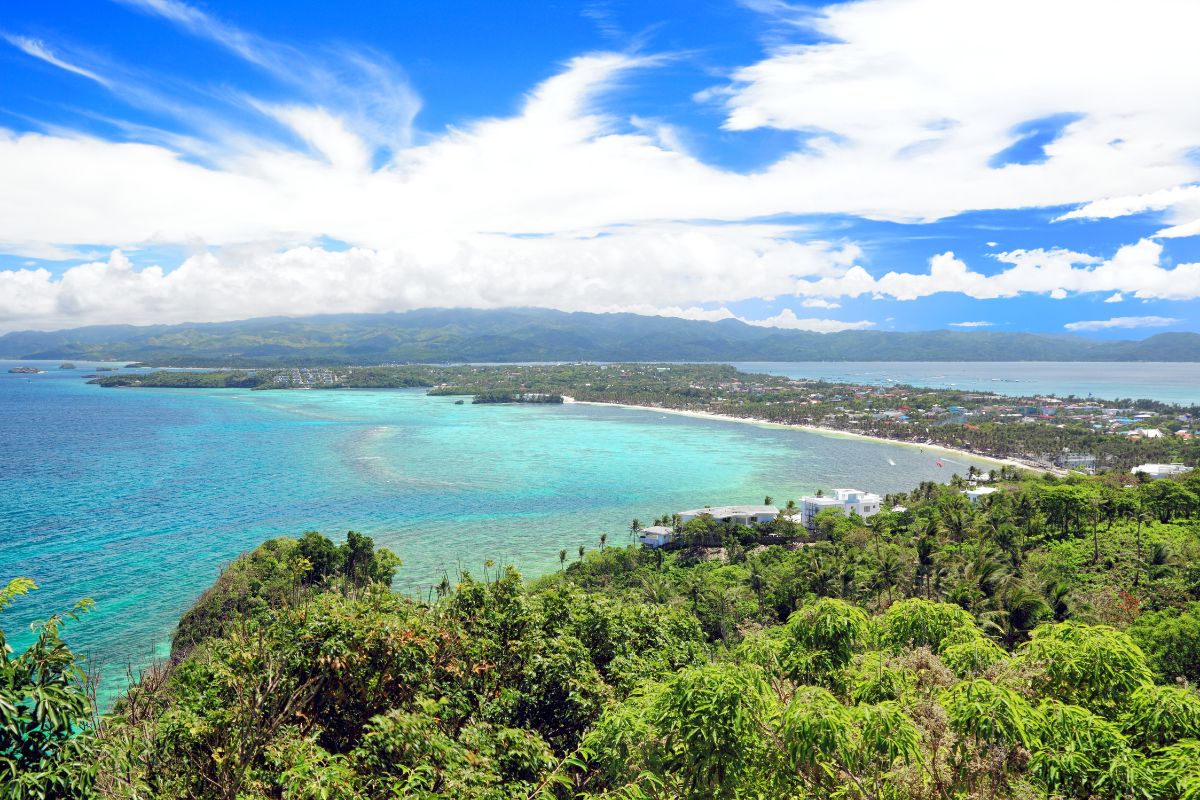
[677,505,779,526]
[1131,463,1191,478]
[638,525,676,548]
[1056,452,1097,472]
[799,489,881,529]
[964,486,999,503]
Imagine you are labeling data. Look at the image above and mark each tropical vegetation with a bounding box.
[3,468,1200,798]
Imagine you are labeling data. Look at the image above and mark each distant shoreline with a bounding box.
[569,398,1057,475]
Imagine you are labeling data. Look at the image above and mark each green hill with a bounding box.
[1,308,1196,365]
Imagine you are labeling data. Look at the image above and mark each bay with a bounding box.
[730,361,1200,405]
[2,360,994,703]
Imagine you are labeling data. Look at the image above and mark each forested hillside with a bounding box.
[4,467,1200,798]
[3,308,1198,364]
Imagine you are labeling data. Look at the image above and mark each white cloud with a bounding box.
[1058,183,1200,240]
[1064,315,1181,332]
[718,0,1200,221]
[2,0,1200,331]
[0,227,860,332]
[3,35,111,86]
[949,321,992,327]
[742,309,874,332]
[615,305,871,332]
[790,239,1200,302]
[1057,184,1200,221]
[1105,292,1124,303]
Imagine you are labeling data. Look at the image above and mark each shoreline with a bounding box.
[568,398,1061,475]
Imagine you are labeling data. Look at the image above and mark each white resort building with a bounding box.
[964,486,999,503]
[637,525,676,548]
[677,505,779,526]
[1131,463,1191,478]
[799,489,881,529]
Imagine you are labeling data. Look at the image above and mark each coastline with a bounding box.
[568,398,1059,475]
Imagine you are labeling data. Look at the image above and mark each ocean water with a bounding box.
[730,361,1200,406]
[3,361,996,702]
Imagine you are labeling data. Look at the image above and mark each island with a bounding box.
[7,366,42,374]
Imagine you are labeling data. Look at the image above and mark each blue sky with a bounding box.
[1,0,1198,336]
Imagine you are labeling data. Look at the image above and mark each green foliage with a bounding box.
[6,467,1200,797]
[782,597,871,683]
[649,664,778,798]
[1121,684,1200,750]
[0,579,98,800]
[1017,621,1154,716]
[1128,603,1200,684]
[1028,700,1152,799]
[939,636,1008,678]
[943,678,1034,750]
[1150,739,1200,800]
[877,598,982,654]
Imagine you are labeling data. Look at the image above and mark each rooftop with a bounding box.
[678,505,778,518]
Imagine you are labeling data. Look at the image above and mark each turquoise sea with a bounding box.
[0,359,1143,703]
[730,361,1200,406]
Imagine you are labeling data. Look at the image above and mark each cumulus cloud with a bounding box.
[1057,184,1200,221]
[1064,315,1181,332]
[741,309,874,332]
[1058,183,1200,240]
[0,227,862,332]
[800,298,841,309]
[717,0,1200,221]
[790,239,1200,302]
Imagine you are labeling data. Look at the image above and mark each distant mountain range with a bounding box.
[1,308,1197,365]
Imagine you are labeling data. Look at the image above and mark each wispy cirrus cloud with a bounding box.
[949,321,993,328]
[114,0,421,149]
[3,35,111,86]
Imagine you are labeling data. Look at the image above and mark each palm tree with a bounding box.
[599,533,608,550]
[1042,579,1071,622]
[629,518,642,540]
[915,536,936,599]
[874,552,904,606]
[1133,509,1152,587]
[1088,495,1103,564]
[1146,542,1172,582]
[943,505,969,542]
[763,495,773,506]
[997,583,1048,645]
[558,549,567,572]
[578,544,585,561]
